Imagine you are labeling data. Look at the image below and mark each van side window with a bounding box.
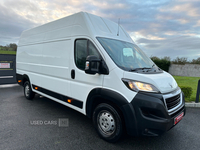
[75,40,88,70]
[75,39,101,70]
[88,41,100,57]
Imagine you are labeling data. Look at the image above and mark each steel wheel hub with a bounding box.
[25,85,30,97]
[98,111,115,133]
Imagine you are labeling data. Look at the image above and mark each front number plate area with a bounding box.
[174,112,184,125]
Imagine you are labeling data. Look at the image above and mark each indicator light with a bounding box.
[67,99,72,103]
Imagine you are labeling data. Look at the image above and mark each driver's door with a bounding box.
[69,38,104,112]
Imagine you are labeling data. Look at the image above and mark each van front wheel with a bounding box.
[24,81,35,100]
[93,103,123,143]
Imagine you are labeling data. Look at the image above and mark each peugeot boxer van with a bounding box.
[16,12,185,142]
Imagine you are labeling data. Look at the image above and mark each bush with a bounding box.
[191,57,200,64]
[0,43,17,51]
[150,56,200,65]
[172,57,188,64]
[180,86,193,98]
[150,56,171,72]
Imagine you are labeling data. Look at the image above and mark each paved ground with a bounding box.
[0,84,200,150]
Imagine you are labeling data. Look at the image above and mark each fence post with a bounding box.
[195,79,200,103]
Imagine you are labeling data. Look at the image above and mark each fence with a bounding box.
[0,54,17,85]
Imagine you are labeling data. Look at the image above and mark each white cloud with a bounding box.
[0,0,199,60]
[195,20,200,27]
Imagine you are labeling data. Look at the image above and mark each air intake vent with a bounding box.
[165,94,181,110]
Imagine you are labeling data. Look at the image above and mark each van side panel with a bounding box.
[17,44,43,87]
[18,14,77,47]
[39,39,71,96]
[17,12,133,115]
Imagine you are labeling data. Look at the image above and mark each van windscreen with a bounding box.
[97,37,154,71]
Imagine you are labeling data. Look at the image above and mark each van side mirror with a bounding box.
[85,55,109,75]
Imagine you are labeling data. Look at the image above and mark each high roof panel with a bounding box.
[18,12,134,46]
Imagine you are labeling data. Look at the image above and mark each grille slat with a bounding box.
[165,94,181,110]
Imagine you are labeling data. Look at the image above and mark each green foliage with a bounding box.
[0,43,17,52]
[174,76,199,102]
[180,86,193,98]
[172,57,200,64]
[150,56,171,72]
[191,57,200,64]
[172,57,188,64]
[0,50,16,55]
[151,56,200,68]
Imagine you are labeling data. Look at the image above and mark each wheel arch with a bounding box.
[22,74,30,86]
[16,73,31,86]
[86,88,138,136]
[86,88,129,119]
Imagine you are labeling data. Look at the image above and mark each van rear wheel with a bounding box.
[93,103,123,143]
[24,81,35,100]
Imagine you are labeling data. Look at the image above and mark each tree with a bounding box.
[172,57,188,64]
[8,43,17,51]
[163,56,171,61]
[191,57,200,64]
[1,43,17,51]
[150,56,171,72]
[150,56,160,61]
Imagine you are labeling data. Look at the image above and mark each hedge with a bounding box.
[151,57,171,72]
[180,86,193,98]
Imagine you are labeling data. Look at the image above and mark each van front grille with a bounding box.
[165,94,181,110]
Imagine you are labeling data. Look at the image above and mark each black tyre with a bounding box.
[24,81,35,100]
[93,103,123,143]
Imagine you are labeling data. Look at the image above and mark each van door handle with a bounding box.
[71,69,75,79]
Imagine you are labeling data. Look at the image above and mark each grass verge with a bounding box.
[173,76,200,102]
[0,50,16,55]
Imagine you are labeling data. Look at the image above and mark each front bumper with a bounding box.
[122,89,186,136]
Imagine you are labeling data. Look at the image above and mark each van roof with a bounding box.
[18,12,134,46]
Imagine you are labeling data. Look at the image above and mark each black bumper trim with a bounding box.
[127,91,186,136]
[32,84,83,109]
[16,73,23,86]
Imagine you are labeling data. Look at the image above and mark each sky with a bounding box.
[0,0,200,60]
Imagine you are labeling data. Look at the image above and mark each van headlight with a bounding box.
[122,79,159,93]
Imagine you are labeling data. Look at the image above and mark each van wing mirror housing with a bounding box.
[85,55,109,75]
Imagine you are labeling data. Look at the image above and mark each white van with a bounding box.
[16,12,185,142]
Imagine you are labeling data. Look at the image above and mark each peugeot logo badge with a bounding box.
[169,83,173,88]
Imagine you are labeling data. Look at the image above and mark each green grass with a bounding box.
[0,69,13,70]
[0,50,16,55]
[173,76,200,102]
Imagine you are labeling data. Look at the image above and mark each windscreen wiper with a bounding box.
[129,67,152,72]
